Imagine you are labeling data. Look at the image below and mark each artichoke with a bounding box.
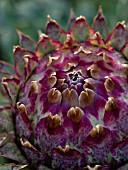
[0,6,128,170]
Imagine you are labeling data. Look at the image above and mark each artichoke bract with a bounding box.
[0,6,128,170]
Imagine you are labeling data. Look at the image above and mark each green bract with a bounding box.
[0,6,128,170]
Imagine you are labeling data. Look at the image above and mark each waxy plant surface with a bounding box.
[0,6,128,170]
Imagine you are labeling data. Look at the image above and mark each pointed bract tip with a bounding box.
[96,5,105,20]
[91,31,103,40]
[39,33,48,40]
[98,5,103,15]
[121,20,125,25]
[1,77,8,86]
[67,107,84,123]
[16,29,21,35]
[69,8,76,18]
[16,29,29,39]
[47,15,56,23]
[16,29,27,39]
[13,45,20,52]
[20,138,33,149]
[87,165,101,170]
[90,124,104,138]
[17,102,24,110]
[23,54,32,59]
[120,21,125,26]
[38,30,42,36]
[65,34,71,43]
[67,8,76,31]
[23,56,29,68]
[16,29,26,36]
[47,15,52,21]
[76,15,86,21]
[29,81,39,95]
[57,145,71,153]
[115,21,126,28]
[122,64,128,74]
[47,113,62,129]
[2,77,7,82]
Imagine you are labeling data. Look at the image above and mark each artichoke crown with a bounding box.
[0,6,128,170]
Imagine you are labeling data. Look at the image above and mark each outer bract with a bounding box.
[0,6,128,170]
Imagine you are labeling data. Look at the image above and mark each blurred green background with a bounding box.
[1,0,128,63]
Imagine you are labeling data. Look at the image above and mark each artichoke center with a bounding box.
[65,70,84,85]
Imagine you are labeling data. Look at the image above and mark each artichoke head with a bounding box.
[0,6,128,170]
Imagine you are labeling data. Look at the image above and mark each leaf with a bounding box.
[0,164,29,170]
[89,32,107,49]
[0,156,12,164]
[0,107,14,133]
[0,79,11,106]
[46,16,66,43]
[20,137,48,167]
[0,164,15,170]
[117,163,128,170]
[92,6,109,40]
[1,77,20,104]
[0,61,14,75]
[13,46,35,77]
[106,22,126,50]
[121,42,128,60]
[17,30,37,52]
[51,147,85,169]
[0,61,17,105]
[36,34,61,58]
[67,9,76,31]
[113,136,128,165]
[70,16,94,42]
[82,127,121,165]
[0,134,27,164]
[61,34,79,49]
